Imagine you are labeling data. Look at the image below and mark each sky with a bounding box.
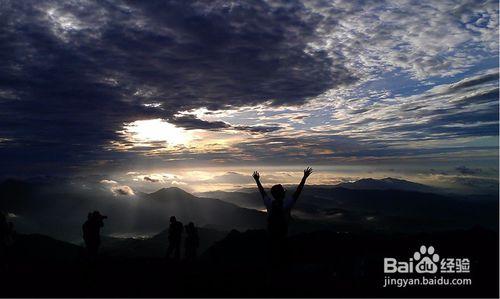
[0,0,498,193]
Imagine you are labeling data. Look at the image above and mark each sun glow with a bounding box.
[124,119,192,146]
[112,118,252,155]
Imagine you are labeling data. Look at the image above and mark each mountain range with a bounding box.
[335,177,439,192]
[0,179,265,242]
[196,177,440,210]
[198,178,498,231]
[1,177,497,245]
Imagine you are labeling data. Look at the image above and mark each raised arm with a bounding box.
[292,167,313,202]
[252,171,271,209]
[252,171,267,197]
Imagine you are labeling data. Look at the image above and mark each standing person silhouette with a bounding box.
[0,212,14,270]
[82,211,107,260]
[252,167,313,266]
[166,216,183,260]
[184,222,199,261]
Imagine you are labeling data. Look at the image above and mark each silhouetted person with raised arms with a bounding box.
[184,222,199,261]
[82,211,107,260]
[253,167,313,266]
[166,216,183,260]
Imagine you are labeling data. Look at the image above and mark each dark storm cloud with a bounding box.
[170,115,230,130]
[171,114,281,133]
[1,0,498,175]
[143,176,160,183]
[448,72,499,91]
[0,0,356,174]
[455,166,482,175]
[234,125,282,133]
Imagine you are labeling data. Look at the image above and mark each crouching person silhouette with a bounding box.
[166,216,183,260]
[252,167,313,267]
[82,211,107,260]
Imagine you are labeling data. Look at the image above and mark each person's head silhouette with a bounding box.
[270,184,286,201]
[170,216,176,223]
[92,211,107,220]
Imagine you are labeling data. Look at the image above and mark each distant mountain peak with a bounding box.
[147,187,196,200]
[336,177,436,193]
[381,177,408,183]
[153,186,186,192]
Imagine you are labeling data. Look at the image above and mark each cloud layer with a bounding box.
[0,0,498,175]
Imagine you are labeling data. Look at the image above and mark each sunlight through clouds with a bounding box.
[124,119,192,147]
[110,118,256,159]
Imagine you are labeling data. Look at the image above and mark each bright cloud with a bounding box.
[100,179,118,184]
[111,185,135,196]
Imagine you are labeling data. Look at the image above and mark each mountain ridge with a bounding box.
[335,177,438,193]
[0,179,266,242]
[1,177,497,244]
[146,187,197,200]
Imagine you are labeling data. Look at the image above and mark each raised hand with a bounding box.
[252,171,260,181]
[253,171,268,201]
[292,167,313,202]
[303,167,313,179]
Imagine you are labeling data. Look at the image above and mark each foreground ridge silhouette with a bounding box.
[253,167,313,267]
[1,180,498,297]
